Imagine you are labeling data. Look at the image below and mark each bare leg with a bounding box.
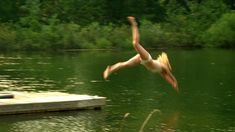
[103,54,141,80]
[127,16,150,60]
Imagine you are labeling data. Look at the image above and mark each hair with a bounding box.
[156,52,172,71]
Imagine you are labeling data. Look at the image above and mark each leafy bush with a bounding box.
[161,0,229,47]
[0,24,16,50]
[202,12,235,48]
[109,25,131,49]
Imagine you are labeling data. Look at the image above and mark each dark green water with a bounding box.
[0,49,234,132]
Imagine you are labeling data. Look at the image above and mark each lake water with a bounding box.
[0,49,234,132]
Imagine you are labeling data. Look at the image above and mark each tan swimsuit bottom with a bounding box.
[140,54,162,73]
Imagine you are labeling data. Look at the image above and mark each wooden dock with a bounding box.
[0,91,106,115]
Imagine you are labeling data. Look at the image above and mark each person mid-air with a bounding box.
[103,16,178,92]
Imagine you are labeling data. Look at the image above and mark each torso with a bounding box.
[143,60,162,73]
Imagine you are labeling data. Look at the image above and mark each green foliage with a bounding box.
[108,25,131,49]
[60,23,80,49]
[19,0,41,31]
[140,19,195,47]
[6,22,132,51]
[0,0,234,51]
[202,12,235,48]
[75,23,131,49]
[160,0,229,47]
[0,23,16,50]
[0,1,23,22]
[140,20,165,47]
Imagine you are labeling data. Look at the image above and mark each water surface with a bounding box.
[0,49,234,132]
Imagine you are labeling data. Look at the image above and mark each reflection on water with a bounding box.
[3,111,107,132]
[0,49,235,132]
[157,112,180,132]
[0,76,56,92]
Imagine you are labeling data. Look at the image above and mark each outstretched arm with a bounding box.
[161,68,179,92]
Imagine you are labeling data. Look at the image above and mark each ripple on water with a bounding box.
[10,112,107,132]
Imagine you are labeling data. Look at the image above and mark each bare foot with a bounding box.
[103,66,110,80]
[127,16,135,20]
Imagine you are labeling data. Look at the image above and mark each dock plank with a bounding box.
[0,91,106,115]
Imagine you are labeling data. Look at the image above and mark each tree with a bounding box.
[203,12,235,48]
[0,0,24,22]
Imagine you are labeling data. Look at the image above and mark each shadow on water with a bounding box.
[0,49,235,131]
